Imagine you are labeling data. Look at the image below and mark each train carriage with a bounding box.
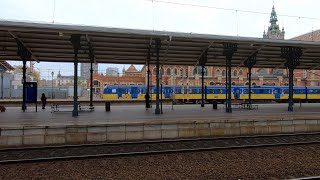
[103,85,320,103]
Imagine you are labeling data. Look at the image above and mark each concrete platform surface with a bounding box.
[0,103,320,128]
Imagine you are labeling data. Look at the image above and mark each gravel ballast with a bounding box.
[1,144,320,180]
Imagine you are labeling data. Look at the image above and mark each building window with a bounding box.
[216,69,221,76]
[233,70,238,77]
[232,82,236,85]
[193,66,207,76]
[153,68,156,75]
[222,70,226,76]
[174,68,178,75]
[210,82,215,85]
[160,68,164,75]
[239,70,243,76]
[167,68,171,75]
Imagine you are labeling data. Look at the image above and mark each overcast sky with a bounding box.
[1,0,320,79]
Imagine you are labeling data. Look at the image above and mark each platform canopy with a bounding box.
[0,20,320,69]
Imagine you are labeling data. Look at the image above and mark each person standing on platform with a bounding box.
[145,92,150,110]
[41,93,47,109]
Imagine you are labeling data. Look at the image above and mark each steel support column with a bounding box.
[281,47,302,112]
[146,47,151,109]
[199,48,208,108]
[0,71,3,99]
[244,53,257,104]
[16,41,31,112]
[154,39,161,115]
[201,64,205,107]
[90,61,93,107]
[223,43,237,113]
[70,34,81,117]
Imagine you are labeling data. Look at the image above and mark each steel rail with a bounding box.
[1,133,320,164]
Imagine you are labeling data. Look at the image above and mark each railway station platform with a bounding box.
[0,103,320,147]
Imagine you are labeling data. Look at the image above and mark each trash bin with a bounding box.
[105,101,110,111]
[212,101,217,110]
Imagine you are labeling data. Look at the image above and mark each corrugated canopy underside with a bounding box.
[0,20,320,69]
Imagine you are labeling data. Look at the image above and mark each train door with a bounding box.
[131,87,138,98]
[274,88,281,99]
[118,88,123,98]
[233,88,240,99]
[164,87,171,98]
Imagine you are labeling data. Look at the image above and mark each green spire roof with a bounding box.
[270,5,278,24]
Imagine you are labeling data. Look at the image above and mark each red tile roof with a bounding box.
[291,30,320,42]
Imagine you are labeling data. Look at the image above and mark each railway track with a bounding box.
[1,133,320,164]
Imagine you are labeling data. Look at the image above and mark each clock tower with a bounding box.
[263,5,285,40]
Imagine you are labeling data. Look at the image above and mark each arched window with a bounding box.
[210,82,215,85]
[239,70,243,76]
[216,69,221,76]
[166,68,171,75]
[160,68,164,75]
[222,70,226,76]
[174,68,178,75]
[245,82,249,85]
[232,82,236,85]
[153,68,156,75]
[233,70,238,77]
[252,82,256,86]
[193,66,208,76]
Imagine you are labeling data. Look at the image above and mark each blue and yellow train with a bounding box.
[103,85,320,103]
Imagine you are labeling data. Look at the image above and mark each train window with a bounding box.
[218,89,223,94]
[251,90,255,94]
[309,89,314,93]
[118,89,122,93]
[191,89,197,94]
[175,89,180,94]
[316,89,320,94]
[112,89,117,93]
[209,89,214,94]
[267,89,272,94]
[199,89,202,94]
[283,89,289,94]
[141,89,146,94]
[243,89,248,94]
[259,89,264,94]
[299,89,304,94]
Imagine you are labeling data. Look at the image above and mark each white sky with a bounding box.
[1,0,320,79]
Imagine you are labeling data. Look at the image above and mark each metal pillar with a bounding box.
[201,64,205,107]
[70,34,81,117]
[154,39,161,114]
[22,59,27,111]
[248,68,252,104]
[146,47,151,109]
[280,47,302,112]
[199,49,208,108]
[244,53,257,104]
[16,41,31,112]
[0,71,3,99]
[89,61,93,107]
[288,67,294,111]
[223,43,237,113]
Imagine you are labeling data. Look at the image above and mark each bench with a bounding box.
[51,103,94,113]
[241,102,259,110]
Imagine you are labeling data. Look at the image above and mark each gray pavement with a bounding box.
[0,103,320,128]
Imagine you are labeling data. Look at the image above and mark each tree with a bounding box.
[13,65,41,85]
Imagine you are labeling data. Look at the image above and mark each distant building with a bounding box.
[263,5,285,40]
[106,67,119,76]
[80,63,98,79]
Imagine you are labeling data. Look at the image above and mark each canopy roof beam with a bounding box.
[8,31,39,62]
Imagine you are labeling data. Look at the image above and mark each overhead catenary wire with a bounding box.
[148,0,320,21]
